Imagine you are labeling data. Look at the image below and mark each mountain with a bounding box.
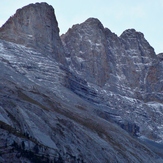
[0,2,65,63]
[0,2,163,163]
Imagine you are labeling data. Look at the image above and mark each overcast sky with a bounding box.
[0,0,163,54]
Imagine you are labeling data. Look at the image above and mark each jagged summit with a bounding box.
[82,17,104,29]
[120,28,143,37]
[61,17,109,86]
[0,2,163,163]
[0,2,65,62]
[61,17,104,38]
[120,28,156,59]
[61,17,157,88]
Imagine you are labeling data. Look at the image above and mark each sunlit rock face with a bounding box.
[0,2,65,62]
[0,2,163,163]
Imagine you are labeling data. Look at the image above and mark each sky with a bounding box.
[0,0,163,54]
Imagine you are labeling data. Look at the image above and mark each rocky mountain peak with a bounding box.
[120,28,156,59]
[0,3,163,162]
[62,18,105,40]
[62,17,158,97]
[61,18,109,86]
[120,28,149,46]
[0,2,65,62]
[82,18,105,30]
[120,28,143,37]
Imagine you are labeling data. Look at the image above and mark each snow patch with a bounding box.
[27,35,33,38]
[75,56,84,62]
[120,95,137,103]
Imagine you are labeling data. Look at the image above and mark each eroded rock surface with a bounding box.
[0,2,65,62]
[0,2,163,163]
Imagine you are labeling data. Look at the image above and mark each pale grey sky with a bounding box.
[0,0,163,54]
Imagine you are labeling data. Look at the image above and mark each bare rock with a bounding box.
[0,3,163,162]
[61,18,110,86]
[62,20,157,97]
[0,3,65,62]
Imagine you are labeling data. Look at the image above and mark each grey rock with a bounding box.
[0,2,163,163]
[62,21,157,95]
[145,59,163,102]
[0,40,160,163]
[61,17,163,154]
[0,2,65,63]
[61,18,110,86]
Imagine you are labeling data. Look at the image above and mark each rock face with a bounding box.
[61,18,109,86]
[0,2,65,62]
[0,2,163,163]
[62,16,163,156]
[0,40,161,163]
[119,29,156,93]
[62,20,157,96]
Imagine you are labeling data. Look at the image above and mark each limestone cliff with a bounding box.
[0,2,65,62]
[0,2,163,163]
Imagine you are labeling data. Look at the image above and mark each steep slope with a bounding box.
[61,19,157,97]
[145,57,163,102]
[0,2,163,163]
[61,18,163,150]
[0,40,161,163]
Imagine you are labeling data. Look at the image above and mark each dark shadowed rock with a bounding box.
[0,2,65,62]
[157,53,163,59]
[104,28,157,94]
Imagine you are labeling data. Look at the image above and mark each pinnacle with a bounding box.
[0,2,61,54]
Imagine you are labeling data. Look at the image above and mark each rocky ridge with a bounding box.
[0,2,163,163]
[62,17,163,142]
